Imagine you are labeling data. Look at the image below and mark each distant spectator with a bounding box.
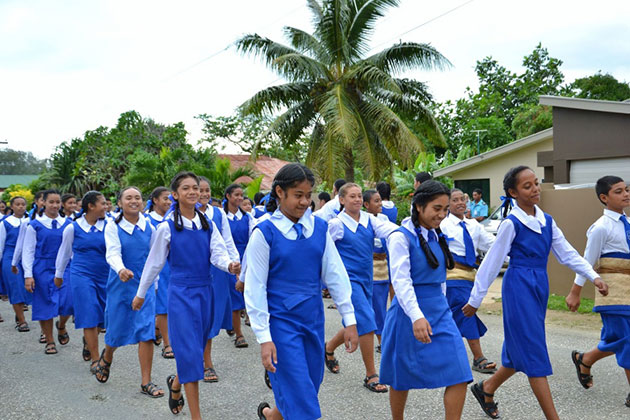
[317,191,331,209]
[413,171,432,190]
[0,200,6,215]
[313,178,346,221]
[469,188,488,221]
[376,181,398,223]
[464,193,471,218]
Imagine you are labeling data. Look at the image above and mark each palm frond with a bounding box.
[239,81,315,116]
[345,61,401,94]
[235,34,299,68]
[366,41,451,74]
[319,83,359,148]
[283,26,329,63]
[306,0,324,23]
[319,0,353,68]
[266,100,317,144]
[272,53,332,82]
[346,0,400,59]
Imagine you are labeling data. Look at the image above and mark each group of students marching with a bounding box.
[1,163,628,420]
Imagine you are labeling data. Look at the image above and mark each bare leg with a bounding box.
[232,311,243,337]
[528,376,559,420]
[204,339,213,368]
[138,340,162,395]
[477,365,516,417]
[467,339,496,369]
[359,332,386,391]
[390,388,409,420]
[183,381,201,420]
[84,327,100,361]
[12,303,26,324]
[156,314,170,349]
[376,334,382,345]
[325,328,346,372]
[261,406,284,420]
[40,319,54,344]
[95,345,116,382]
[444,383,467,420]
[579,348,614,388]
[57,314,71,330]
[625,368,630,386]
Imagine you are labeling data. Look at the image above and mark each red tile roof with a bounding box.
[218,154,291,190]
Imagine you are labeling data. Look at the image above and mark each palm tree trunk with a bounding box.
[344,148,355,182]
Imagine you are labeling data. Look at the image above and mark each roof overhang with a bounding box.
[539,95,630,115]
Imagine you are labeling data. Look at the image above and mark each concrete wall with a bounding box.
[449,138,553,209]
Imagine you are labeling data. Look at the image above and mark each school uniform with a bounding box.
[104,214,156,347]
[226,209,254,311]
[22,215,73,321]
[372,213,393,336]
[328,210,398,336]
[244,209,355,420]
[254,205,266,218]
[575,209,630,369]
[55,216,108,329]
[313,196,340,222]
[146,211,170,316]
[137,212,232,384]
[380,218,473,390]
[0,215,31,305]
[440,213,495,340]
[469,204,599,377]
[381,200,398,224]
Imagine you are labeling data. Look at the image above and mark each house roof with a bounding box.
[218,154,291,190]
[0,174,39,189]
[434,128,553,177]
[539,95,630,115]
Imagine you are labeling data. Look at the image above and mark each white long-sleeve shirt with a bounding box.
[22,214,67,278]
[11,219,29,266]
[313,196,340,222]
[225,208,255,236]
[575,209,630,286]
[328,210,398,242]
[136,212,233,299]
[467,204,600,308]
[54,217,106,278]
[440,212,495,257]
[244,209,356,344]
[104,214,155,277]
[203,206,240,261]
[0,215,27,260]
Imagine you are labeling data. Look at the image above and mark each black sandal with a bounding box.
[39,333,47,344]
[626,392,630,408]
[44,342,58,355]
[15,322,30,332]
[473,357,497,374]
[153,333,163,346]
[95,349,112,383]
[56,320,70,345]
[226,329,235,337]
[257,402,271,420]
[363,374,388,393]
[162,345,174,359]
[90,360,99,375]
[324,343,340,374]
[141,382,164,398]
[234,335,248,348]
[203,367,218,383]
[264,370,272,390]
[471,380,500,419]
[571,350,593,389]
[166,374,185,415]
[82,337,91,361]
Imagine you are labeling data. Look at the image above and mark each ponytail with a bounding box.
[502,166,530,218]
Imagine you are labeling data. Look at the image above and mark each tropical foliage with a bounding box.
[1,184,34,206]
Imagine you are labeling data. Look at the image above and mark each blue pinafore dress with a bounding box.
[30,218,73,321]
[208,208,233,337]
[334,219,377,336]
[446,253,487,340]
[500,213,554,377]
[147,214,170,315]
[70,221,109,329]
[380,227,472,390]
[166,219,214,384]
[372,238,390,336]
[228,213,249,311]
[257,217,327,420]
[104,223,155,347]
[2,218,31,305]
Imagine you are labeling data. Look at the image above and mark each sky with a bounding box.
[2,0,629,159]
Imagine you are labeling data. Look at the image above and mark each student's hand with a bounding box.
[235,279,244,293]
[413,318,432,344]
[118,269,134,282]
[25,277,35,293]
[260,341,277,373]
[565,284,582,312]
[11,265,18,275]
[53,277,63,288]
[343,324,359,353]
[228,262,241,275]
[462,303,478,317]
[594,278,608,296]
[131,296,145,311]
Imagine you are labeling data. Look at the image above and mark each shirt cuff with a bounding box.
[24,269,33,278]
[54,269,65,279]
[467,296,482,309]
[111,262,126,276]
[255,330,273,344]
[408,308,425,323]
[574,275,588,287]
[341,313,357,327]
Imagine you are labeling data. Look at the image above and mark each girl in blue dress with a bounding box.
[198,177,240,383]
[23,189,73,355]
[244,163,358,420]
[463,166,608,419]
[136,172,240,419]
[223,183,254,348]
[93,186,164,399]
[324,183,398,393]
[380,181,472,420]
[54,191,109,372]
[145,186,174,359]
[0,196,30,331]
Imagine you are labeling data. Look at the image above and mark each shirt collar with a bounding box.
[4,215,23,227]
[447,212,467,225]
[603,208,627,222]
[37,214,66,229]
[381,200,395,209]
[401,217,433,241]
[167,211,203,230]
[510,203,546,234]
[472,199,486,206]
[76,216,105,233]
[270,208,314,235]
[148,211,164,222]
[338,210,369,233]
[226,208,244,221]
[118,214,147,235]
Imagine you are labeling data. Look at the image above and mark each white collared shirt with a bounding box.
[11,219,30,266]
[54,217,106,278]
[22,214,68,278]
[313,196,340,222]
[203,206,240,261]
[575,209,630,286]
[382,200,395,209]
[244,208,356,344]
[104,214,152,278]
[0,215,28,260]
[226,208,255,236]
[136,212,233,299]
[148,211,164,222]
[328,209,398,242]
[440,212,495,258]
[468,204,600,308]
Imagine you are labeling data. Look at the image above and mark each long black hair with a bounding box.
[75,191,104,220]
[36,189,61,219]
[170,171,209,232]
[8,196,27,217]
[410,180,454,270]
[148,186,169,213]
[266,163,315,213]
[502,165,531,217]
[114,186,142,224]
[223,184,242,214]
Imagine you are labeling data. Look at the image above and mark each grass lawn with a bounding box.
[547,294,595,314]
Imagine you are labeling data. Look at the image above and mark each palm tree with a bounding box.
[236,0,450,183]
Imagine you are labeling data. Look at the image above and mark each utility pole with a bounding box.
[471,129,487,155]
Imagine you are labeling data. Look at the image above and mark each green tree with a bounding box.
[0,149,47,175]
[511,104,553,139]
[569,72,630,101]
[235,0,449,184]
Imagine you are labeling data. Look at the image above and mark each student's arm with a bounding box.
[475,222,496,254]
[386,230,424,322]
[219,210,240,261]
[136,223,170,299]
[243,229,272,343]
[22,225,37,279]
[327,218,344,242]
[247,213,255,236]
[209,222,234,273]
[466,219,515,309]
[573,224,606,287]
[550,219,599,282]
[11,221,27,266]
[104,222,126,276]
[369,213,399,239]
[0,222,6,260]
[54,224,75,278]
[321,231,356,327]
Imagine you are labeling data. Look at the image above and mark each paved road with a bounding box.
[0,299,628,419]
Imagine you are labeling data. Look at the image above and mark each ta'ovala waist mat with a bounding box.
[446,262,476,281]
[595,257,630,307]
[373,257,389,281]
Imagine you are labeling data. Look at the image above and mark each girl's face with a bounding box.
[363,193,382,216]
[227,187,244,208]
[449,190,467,218]
[173,177,200,209]
[44,194,61,218]
[276,180,313,222]
[509,169,540,208]
[155,191,172,214]
[340,186,363,214]
[88,195,107,219]
[119,188,143,218]
[11,199,27,218]
[198,181,211,207]
[105,200,113,212]
[601,181,630,211]
[0,202,5,213]
[63,197,77,215]
[240,199,253,213]
[36,196,44,208]
[415,194,449,229]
